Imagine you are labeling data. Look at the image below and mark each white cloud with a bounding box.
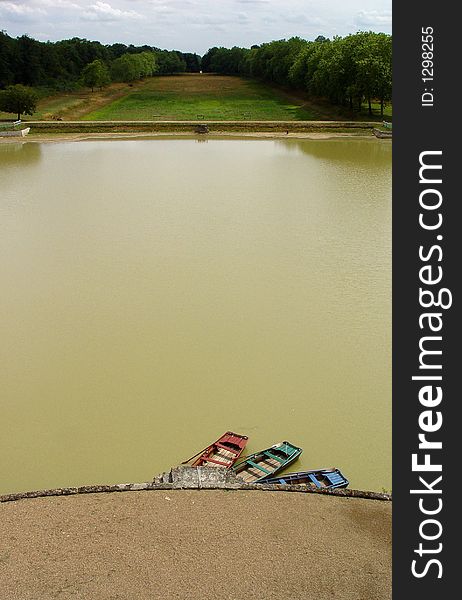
[0,1,45,15]
[235,0,269,4]
[355,10,392,28]
[283,14,324,27]
[38,0,80,7]
[82,1,142,21]
[0,1,46,24]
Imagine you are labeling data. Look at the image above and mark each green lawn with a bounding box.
[32,95,89,119]
[359,101,392,120]
[1,74,389,123]
[82,74,319,121]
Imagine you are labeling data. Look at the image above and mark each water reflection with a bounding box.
[0,142,42,169]
[275,138,391,168]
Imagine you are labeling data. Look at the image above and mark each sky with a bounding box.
[0,0,392,55]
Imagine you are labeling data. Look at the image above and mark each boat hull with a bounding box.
[261,468,349,489]
[232,441,302,483]
[184,432,248,468]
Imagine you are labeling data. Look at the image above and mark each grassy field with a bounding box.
[81,74,319,121]
[0,82,139,121]
[1,74,391,123]
[359,101,392,120]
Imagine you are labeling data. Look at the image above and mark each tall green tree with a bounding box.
[182,53,201,73]
[81,59,110,91]
[138,52,158,77]
[16,35,44,86]
[352,32,392,115]
[0,84,38,120]
[0,31,15,87]
[155,50,186,74]
[111,52,157,82]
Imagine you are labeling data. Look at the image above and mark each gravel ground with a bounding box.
[0,490,391,600]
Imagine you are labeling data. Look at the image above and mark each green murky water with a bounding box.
[0,137,391,494]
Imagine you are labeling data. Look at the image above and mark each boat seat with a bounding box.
[247,460,271,474]
[203,457,231,467]
[264,451,285,463]
[215,443,238,454]
[327,473,343,485]
[308,474,322,488]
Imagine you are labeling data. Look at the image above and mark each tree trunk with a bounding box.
[380,98,384,117]
[368,97,372,115]
[17,111,21,121]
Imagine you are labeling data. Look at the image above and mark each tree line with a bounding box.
[0,32,200,90]
[1,30,391,118]
[202,32,392,115]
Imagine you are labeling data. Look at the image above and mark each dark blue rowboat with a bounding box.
[260,468,349,489]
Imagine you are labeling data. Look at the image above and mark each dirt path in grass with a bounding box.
[0,490,391,600]
[34,81,149,121]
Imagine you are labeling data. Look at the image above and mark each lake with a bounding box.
[0,137,391,494]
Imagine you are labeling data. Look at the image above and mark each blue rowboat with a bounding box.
[261,468,349,489]
[232,441,302,483]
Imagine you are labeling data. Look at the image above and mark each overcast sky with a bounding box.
[0,0,391,54]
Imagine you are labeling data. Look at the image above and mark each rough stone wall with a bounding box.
[153,465,240,488]
[1,466,391,503]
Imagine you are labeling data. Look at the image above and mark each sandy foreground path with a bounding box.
[0,490,391,600]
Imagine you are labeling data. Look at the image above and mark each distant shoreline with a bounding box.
[0,118,390,143]
[0,132,382,145]
[1,129,383,145]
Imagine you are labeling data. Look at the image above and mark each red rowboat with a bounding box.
[183,432,248,468]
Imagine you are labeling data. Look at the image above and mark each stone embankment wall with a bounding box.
[0,466,391,503]
[0,128,30,137]
[24,120,377,134]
